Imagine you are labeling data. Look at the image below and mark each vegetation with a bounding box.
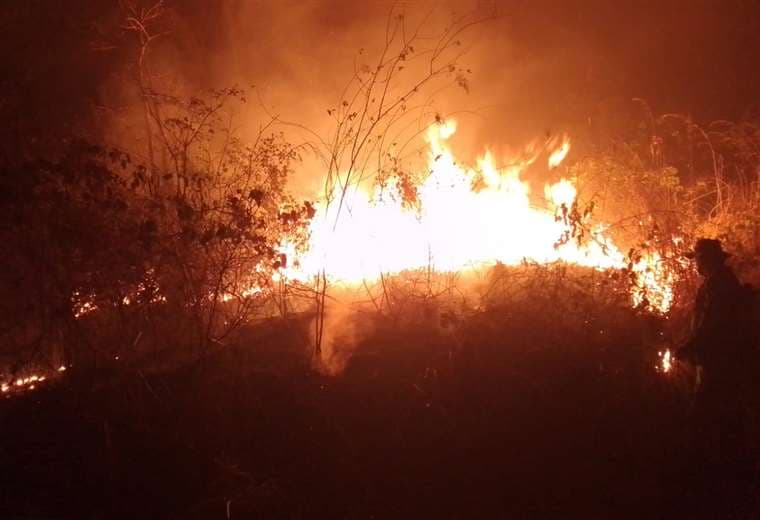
[0,76,313,381]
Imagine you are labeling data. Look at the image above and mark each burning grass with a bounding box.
[2,3,760,516]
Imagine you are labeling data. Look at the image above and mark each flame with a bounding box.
[545,178,576,208]
[295,121,622,280]
[548,136,571,169]
[630,252,674,313]
[290,119,674,312]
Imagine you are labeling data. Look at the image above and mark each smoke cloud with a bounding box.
[92,0,760,197]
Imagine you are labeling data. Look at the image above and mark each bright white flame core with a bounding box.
[548,137,571,169]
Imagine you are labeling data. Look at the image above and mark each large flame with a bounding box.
[290,120,673,312]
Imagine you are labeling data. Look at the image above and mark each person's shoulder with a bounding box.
[706,267,741,294]
[716,266,741,284]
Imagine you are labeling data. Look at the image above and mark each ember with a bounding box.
[657,349,674,373]
[1,373,52,396]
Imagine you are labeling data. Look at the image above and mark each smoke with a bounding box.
[306,280,400,376]
[309,300,368,376]
[95,0,760,193]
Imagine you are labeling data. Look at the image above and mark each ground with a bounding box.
[1,314,757,519]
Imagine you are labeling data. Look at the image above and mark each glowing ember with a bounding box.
[73,291,98,318]
[1,372,55,395]
[289,119,674,312]
[657,349,673,373]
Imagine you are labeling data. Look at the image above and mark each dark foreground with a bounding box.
[1,315,758,519]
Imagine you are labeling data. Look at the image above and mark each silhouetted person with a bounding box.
[679,238,750,373]
[677,238,756,517]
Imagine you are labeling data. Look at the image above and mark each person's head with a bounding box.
[686,238,730,276]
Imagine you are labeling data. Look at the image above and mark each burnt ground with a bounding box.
[1,315,758,519]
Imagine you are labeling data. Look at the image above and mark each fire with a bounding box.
[3,122,678,397]
[3,121,677,397]
[548,136,571,169]
[545,178,576,208]
[290,119,674,311]
[629,252,675,313]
